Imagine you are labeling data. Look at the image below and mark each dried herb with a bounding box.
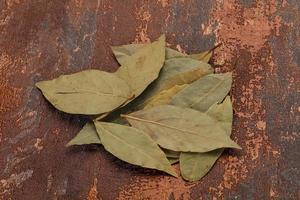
[163,149,180,158]
[152,57,213,94]
[168,158,179,165]
[112,43,213,64]
[171,72,232,112]
[95,121,177,177]
[36,35,241,181]
[143,84,187,109]
[180,96,233,181]
[112,44,185,65]
[189,50,212,63]
[123,105,240,152]
[36,70,132,115]
[66,122,101,146]
[115,35,166,98]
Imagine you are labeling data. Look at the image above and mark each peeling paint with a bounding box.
[117,172,195,200]
[34,138,43,151]
[134,4,151,43]
[87,178,100,200]
[0,170,33,195]
[157,0,170,8]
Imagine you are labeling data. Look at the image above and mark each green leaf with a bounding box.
[171,72,232,112]
[94,121,177,177]
[66,122,101,147]
[123,105,240,152]
[180,96,233,181]
[36,70,132,115]
[115,35,166,98]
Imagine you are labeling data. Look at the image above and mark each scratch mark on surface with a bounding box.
[47,174,53,193]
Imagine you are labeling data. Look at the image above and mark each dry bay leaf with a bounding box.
[112,44,185,65]
[112,43,144,65]
[111,39,213,111]
[180,96,233,181]
[163,149,180,158]
[189,44,221,63]
[153,58,213,94]
[168,158,179,165]
[66,122,101,146]
[105,58,212,121]
[36,70,131,115]
[112,43,215,64]
[171,72,232,112]
[165,48,186,59]
[94,121,177,177]
[206,96,233,133]
[189,50,212,63]
[115,35,165,98]
[123,105,240,152]
[143,85,187,109]
[134,58,213,110]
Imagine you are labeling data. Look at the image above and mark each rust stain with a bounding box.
[117,170,195,200]
[206,0,282,64]
[157,0,170,8]
[200,0,285,198]
[33,138,43,151]
[87,178,100,200]
[134,4,151,43]
[175,44,186,54]
[256,120,266,130]
[4,0,22,9]
[0,53,22,114]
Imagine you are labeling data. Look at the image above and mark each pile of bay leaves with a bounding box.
[36,35,241,181]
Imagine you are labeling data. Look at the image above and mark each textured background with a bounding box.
[0,0,299,199]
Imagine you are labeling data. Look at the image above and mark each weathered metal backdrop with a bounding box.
[0,0,299,199]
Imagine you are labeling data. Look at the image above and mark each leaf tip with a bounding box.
[65,141,72,147]
[235,144,242,150]
[35,81,42,89]
[168,169,178,178]
[158,34,166,42]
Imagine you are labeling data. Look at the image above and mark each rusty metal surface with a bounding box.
[0,0,299,199]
